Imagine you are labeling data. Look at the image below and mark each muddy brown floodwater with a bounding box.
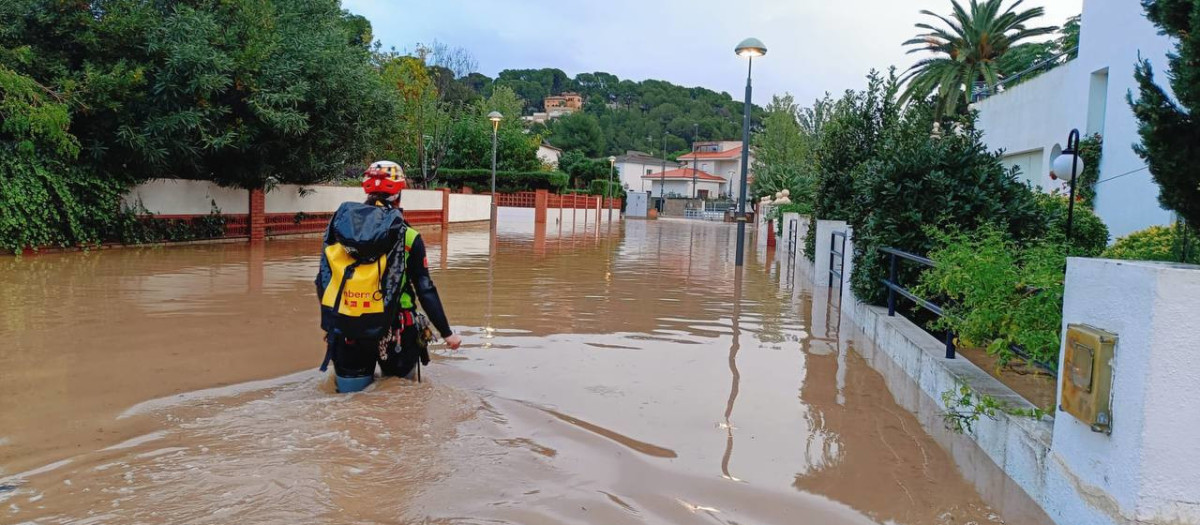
[0,218,1052,525]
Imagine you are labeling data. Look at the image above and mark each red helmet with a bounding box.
[361,161,406,195]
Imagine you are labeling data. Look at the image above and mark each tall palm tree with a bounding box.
[901,0,1056,116]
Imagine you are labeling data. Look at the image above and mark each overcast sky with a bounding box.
[344,0,1082,107]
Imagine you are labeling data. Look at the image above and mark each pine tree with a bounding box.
[1130,0,1200,228]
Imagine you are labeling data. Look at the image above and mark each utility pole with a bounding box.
[660,132,669,213]
[692,123,699,199]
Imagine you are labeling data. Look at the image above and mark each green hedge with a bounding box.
[1102,224,1199,264]
[587,179,625,197]
[437,169,568,193]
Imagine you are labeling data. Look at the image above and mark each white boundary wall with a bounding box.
[809,221,1200,525]
[123,179,250,215]
[121,179,492,223]
[448,194,491,223]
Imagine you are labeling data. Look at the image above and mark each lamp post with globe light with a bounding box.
[733,37,766,267]
[607,156,617,222]
[1051,129,1086,245]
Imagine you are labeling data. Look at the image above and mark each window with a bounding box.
[646,168,653,175]
[1087,68,1110,136]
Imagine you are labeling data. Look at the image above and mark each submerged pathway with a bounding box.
[0,219,1047,524]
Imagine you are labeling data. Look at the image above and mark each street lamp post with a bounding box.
[607,155,617,222]
[660,133,669,213]
[734,37,766,267]
[1051,129,1086,248]
[488,111,503,225]
[692,123,699,199]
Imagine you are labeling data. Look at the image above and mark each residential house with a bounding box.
[973,0,1174,238]
[614,151,679,192]
[640,168,728,199]
[544,92,583,118]
[522,92,585,124]
[537,142,563,169]
[676,141,753,200]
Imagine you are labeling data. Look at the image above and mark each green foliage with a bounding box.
[438,169,568,193]
[548,112,606,156]
[1075,133,1102,209]
[469,68,761,156]
[1033,191,1109,256]
[111,202,227,245]
[1130,0,1200,228]
[751,94,817,206]
[122,0,394,189]
[588,179,625,202]
[995,15,1081,89]
[941,380,1047,434]
[847,102,1042,306]
[1102,224,1200,264]
[916,225,1067,368]
[557,150,611,188]
[805,71,899,262]
[440,106,542,173]
[901,0,1057,116]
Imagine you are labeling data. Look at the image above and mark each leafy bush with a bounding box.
[1102,224,1200,264]
[588,179,625,198]
[848,104,1042,306]
[805,71,900,262]
[0,148,135,253]
[916,225,1066,368]
[1075,133,1102,209]
[1033,192,1109,256]
[438,169,569,193]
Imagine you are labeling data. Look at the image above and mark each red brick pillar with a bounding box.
[534,189,549,224]
[441,188,451,229]
[249,187,266,242]
[767,219,777,247]
[595,195,602,223]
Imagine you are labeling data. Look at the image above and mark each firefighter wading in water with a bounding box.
[315,161,462,393]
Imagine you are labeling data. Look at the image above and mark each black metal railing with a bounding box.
[880,247,956,359]
[788,219,798,259]
[829,231,846,289]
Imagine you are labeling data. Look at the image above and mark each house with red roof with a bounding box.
[639,167,728,200]
[675,141,754,200]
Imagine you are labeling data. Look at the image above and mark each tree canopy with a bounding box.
[900,0,1056,116]
[1131,0,1200,229]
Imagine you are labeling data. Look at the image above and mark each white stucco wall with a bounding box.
[1052,258,1200,525]
[397,189,443,211]
[122,179,250,215]
[265,184,363,213]
[617,159,677,191]
[123,180,497,223]
[448,194,491,223]
[974,0,1176,238]
[812,220,848,287]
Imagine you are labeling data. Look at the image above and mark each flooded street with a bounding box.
[1,218,1049,524]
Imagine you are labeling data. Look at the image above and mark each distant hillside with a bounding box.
[452,68,764,157]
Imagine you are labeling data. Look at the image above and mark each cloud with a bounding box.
[348,0,1082,106]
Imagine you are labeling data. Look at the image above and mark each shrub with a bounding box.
[847,105,1042,306]
[438,169,569,193]
[1032,192,1109,256]
[916,225,1066,368]
[1102,224,1200,264]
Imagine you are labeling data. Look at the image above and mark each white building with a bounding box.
[973,0,1175,238]
[640,168,728,199]
[676,141,753,201]
[537,142,562,169]
[614,151,679,191]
